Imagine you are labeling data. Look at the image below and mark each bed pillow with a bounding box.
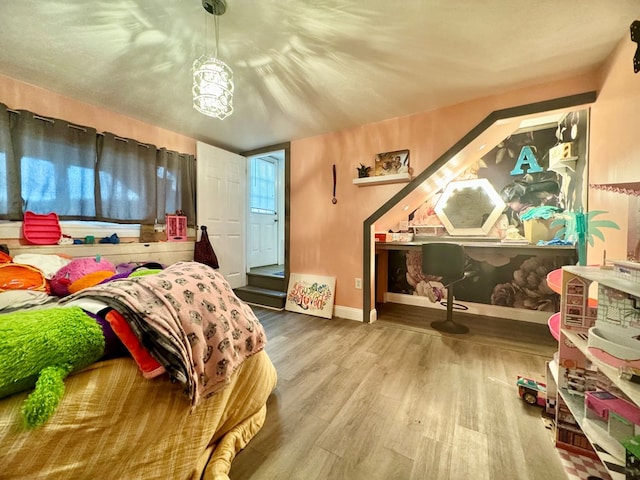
[12,253,71,279]
[0,290,53,312]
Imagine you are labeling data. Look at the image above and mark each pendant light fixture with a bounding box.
[192,0,234,120]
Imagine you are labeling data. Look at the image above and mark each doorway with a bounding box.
[242,143,289,281]
[247,152,281,269]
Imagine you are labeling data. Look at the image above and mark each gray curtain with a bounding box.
[156,148,196,226]
[0,106,197,225]
[0,104,20,219]
[96,132,157,223]
[11,110,97,219]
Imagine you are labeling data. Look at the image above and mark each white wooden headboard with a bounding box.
[9,241,195,266]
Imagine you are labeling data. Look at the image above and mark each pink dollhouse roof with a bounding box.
[590,182,640,196]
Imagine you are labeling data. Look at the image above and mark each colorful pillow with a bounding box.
[104,310,165,379]
[68,271,115,294]
[0,251,11,264]
[50,256,115,297]
[0,263,49,293]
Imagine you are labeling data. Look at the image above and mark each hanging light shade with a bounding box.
[192,0,234,120]
[192,55,234,119]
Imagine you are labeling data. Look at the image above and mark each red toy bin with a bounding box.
[22,211,62,245]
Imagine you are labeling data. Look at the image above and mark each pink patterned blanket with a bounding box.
[64,261,266,406]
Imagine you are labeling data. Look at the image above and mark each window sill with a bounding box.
[0,221,141,242]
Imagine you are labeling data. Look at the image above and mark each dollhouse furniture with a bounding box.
[421,242,469,334]
[547,263,640,479]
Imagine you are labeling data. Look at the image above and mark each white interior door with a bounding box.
[196,141,246,289]
[248,155,278,268]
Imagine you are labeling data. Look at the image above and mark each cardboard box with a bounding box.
[523,218,560,243]
[139,224,164,243]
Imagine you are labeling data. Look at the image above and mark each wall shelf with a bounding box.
[353,173,411,186]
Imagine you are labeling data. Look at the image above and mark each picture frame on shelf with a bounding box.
[374,149,409,176]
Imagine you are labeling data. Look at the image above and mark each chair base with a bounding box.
[430,319,469,334]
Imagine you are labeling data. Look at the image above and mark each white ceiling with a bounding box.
[0,1,637,153]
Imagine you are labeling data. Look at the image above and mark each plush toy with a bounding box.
[0,306,105,428]
[50,256,116,297]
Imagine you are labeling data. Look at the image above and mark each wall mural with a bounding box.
[392,109,587,312]
[388,248,577,312]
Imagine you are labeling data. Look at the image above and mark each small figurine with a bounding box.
[357,164,371,178]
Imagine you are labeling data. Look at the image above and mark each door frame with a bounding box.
[241,142,290,281]
[247,152,281,268]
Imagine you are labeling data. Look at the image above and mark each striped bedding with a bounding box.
[0,349,277,479]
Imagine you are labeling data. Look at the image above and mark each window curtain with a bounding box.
[10,110,97,220]
[156,148,196,226]
[0,104,19,219]
[96,133,157,224]
[0,105,197,225]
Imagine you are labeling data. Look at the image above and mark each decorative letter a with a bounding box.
[510,146,543,175]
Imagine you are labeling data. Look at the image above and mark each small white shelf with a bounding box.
[563,329,640,405]
[564,265,640,298]
[352,173,412,186]
[558,387,626,479]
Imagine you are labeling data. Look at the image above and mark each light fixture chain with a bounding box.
[193,0,233,120]
[214,13,220,59]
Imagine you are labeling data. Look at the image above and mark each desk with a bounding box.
[375,240,577,323]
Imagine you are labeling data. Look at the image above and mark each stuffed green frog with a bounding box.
[0,306,104,428]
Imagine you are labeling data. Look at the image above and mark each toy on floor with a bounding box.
[517,376,547,407]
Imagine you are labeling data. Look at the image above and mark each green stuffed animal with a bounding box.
[0,306,105,429]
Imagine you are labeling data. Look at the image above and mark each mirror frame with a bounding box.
[434,178,506,236]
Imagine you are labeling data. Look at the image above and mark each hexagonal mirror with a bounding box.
[434,178,506,236]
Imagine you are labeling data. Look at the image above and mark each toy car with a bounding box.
[517,376,547,407]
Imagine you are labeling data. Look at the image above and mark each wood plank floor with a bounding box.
[230,304,567,480]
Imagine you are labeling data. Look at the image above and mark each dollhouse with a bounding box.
[549,262,640,479]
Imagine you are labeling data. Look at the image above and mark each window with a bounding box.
[250,156,276,214]
[0,104,196,225]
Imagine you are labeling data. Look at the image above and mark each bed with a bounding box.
[0,244,277,480]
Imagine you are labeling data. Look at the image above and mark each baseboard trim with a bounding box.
[383,292,549,325]
[333,305,364,322]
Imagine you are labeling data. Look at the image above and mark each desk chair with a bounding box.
[422,242,469,334]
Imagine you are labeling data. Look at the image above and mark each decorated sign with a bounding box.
[285,273,336,319]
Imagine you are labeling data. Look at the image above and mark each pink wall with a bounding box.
[2,37,636,314]
[588,36,640,263]
[0,74,196,155]
[290,74,600,310]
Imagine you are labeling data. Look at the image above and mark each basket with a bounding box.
[22,211,62,245]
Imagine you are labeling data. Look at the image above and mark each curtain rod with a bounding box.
[6,106,188,156]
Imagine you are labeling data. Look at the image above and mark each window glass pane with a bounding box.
[21,156,56,209]
[250,157,276,214]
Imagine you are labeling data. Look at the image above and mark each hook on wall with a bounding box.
[631,20,640,74]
